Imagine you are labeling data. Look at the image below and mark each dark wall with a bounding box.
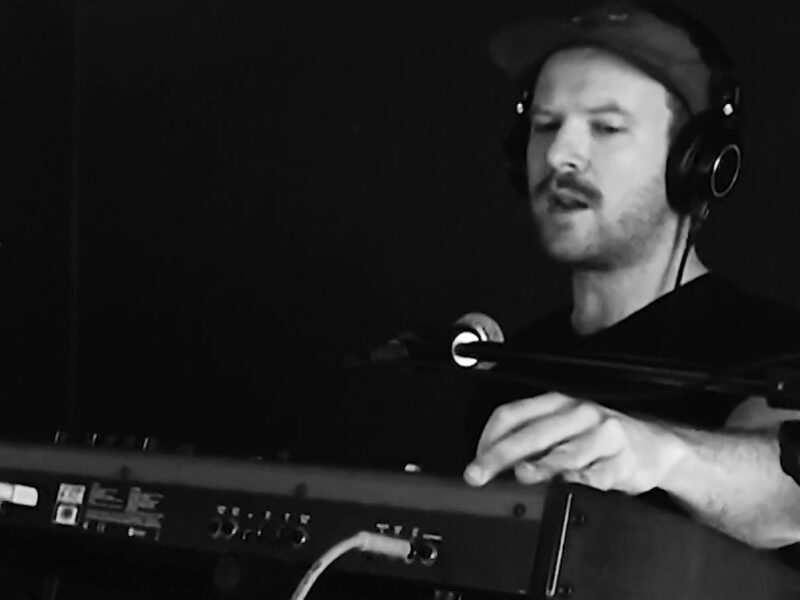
[1,0,75,439]
[7,1,800,471]
[71,0,571,472]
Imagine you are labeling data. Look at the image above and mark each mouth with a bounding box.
[545,191,591,212]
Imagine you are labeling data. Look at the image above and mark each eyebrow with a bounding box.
[531,102,634,118]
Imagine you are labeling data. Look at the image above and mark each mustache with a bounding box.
[531,171,602,204]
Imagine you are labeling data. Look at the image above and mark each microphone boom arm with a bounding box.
[453,341,800,407]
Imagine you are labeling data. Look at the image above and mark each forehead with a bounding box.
[533,47,670,113]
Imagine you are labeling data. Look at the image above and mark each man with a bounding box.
[463,0,800,552]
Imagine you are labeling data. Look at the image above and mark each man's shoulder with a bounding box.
[504,272,800,362]
[655,272,800,366]
[698,273,800,333]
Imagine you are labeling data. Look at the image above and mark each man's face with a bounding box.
[526,47,676,270]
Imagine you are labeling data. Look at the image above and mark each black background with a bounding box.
[5,0,800,475]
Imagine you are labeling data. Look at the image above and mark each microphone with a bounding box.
[449,312,505,370]
[346,312,505,370]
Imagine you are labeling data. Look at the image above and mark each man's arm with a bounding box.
[660,396,800,547]
[463,392,800,548]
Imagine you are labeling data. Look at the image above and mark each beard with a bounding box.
[530,173,674,271]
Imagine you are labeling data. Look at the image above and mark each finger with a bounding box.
[477,392,577,455]
[535,418,624,471]
[513,460,553,485]
[466,401,603,486]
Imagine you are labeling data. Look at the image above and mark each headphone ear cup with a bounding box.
[666,112,743,213]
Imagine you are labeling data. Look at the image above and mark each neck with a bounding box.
[569,219,708,336]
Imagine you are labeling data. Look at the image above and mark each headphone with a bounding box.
[502,2,743,218]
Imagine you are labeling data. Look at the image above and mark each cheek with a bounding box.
[594,144,668,203]
[525,139,549,179]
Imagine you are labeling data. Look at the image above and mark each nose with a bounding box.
[544,119,590,173]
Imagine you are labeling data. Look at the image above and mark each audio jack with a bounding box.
[289,531,412,600]
[406,537,439,566]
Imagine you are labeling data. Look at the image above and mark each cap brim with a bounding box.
[489,20,601,80]
[488,13,709,116]
[488,20,687,105]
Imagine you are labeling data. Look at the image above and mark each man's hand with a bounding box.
[464,392,800,547]
[463,391,684,494]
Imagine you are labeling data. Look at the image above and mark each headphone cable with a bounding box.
[659,201,710,357]
[673,201,709,292]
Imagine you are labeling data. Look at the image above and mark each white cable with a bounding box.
[289,531,412,600]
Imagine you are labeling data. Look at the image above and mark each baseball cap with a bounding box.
[489,1,718,116]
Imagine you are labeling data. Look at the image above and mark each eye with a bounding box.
[592,122,626,135]
[531,119,560,134]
